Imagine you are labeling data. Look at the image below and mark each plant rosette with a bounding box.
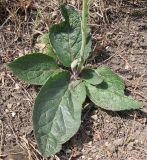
[6,2,143,158]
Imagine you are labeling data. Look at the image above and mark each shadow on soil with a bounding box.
[57,100,146,159]
[102,108,147,120]
[57,103,95,159]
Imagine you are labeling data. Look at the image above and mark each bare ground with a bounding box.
[0,0,147,160]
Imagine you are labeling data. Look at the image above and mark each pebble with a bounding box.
[81,156,85,159]
[15,83,20,89]
[5,109,9,113]
[124,64,130,70]
[105,120,110,123]
[127,75,133,80]
[88,141,93,146]
[7,133,11,137]
[91,114,98,120]
[71,0,75,5]
[105,141,111,147]
[106,46,109,50]
[11,112,16,117]
[7,103,12,109]
[17,102,20,106]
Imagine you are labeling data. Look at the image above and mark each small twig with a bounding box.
[0,16,11,28]
[118,54,132,69]
[28,140,42,157]
[20,136,32,160]
[88,23,101,28]
[134,91,147,101]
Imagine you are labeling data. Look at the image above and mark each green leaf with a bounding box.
[7,53,59,85]
[49,5,91,67]
[95,66,125,94]
[81,68,103,85]
[86,83,142,111]
[33,71,86,157]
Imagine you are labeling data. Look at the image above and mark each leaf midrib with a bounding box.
[43,82,81,152]
[43,82,70,152]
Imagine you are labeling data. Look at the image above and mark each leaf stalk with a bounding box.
[78,0,88,71]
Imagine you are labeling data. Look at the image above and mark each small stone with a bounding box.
[5,109,9,113]
[81,156,85,159]
[91,114,98,120]
[52,11,58,17]
[88,141,92,146]
[18,52,23,57]
[124,64,130,70]
[71,0,75,5]
[17,102,20,106]
[105,142,111,147]
[106,46,109,50]
[15,83,20,89]
[134,140,139,144]
[126,75,133,80]
[7,103,12,109]
[7,133,11,137]
[131,56,135,62]
[11,112,16,117]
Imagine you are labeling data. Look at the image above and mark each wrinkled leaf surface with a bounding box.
[49,5,91,67]
[33,71,86,157]
[7,53,59,85]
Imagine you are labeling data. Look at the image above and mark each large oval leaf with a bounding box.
[86,83,142,111]
[49,5,91,67]
[6,53,59,85]
[33,71,86,157]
